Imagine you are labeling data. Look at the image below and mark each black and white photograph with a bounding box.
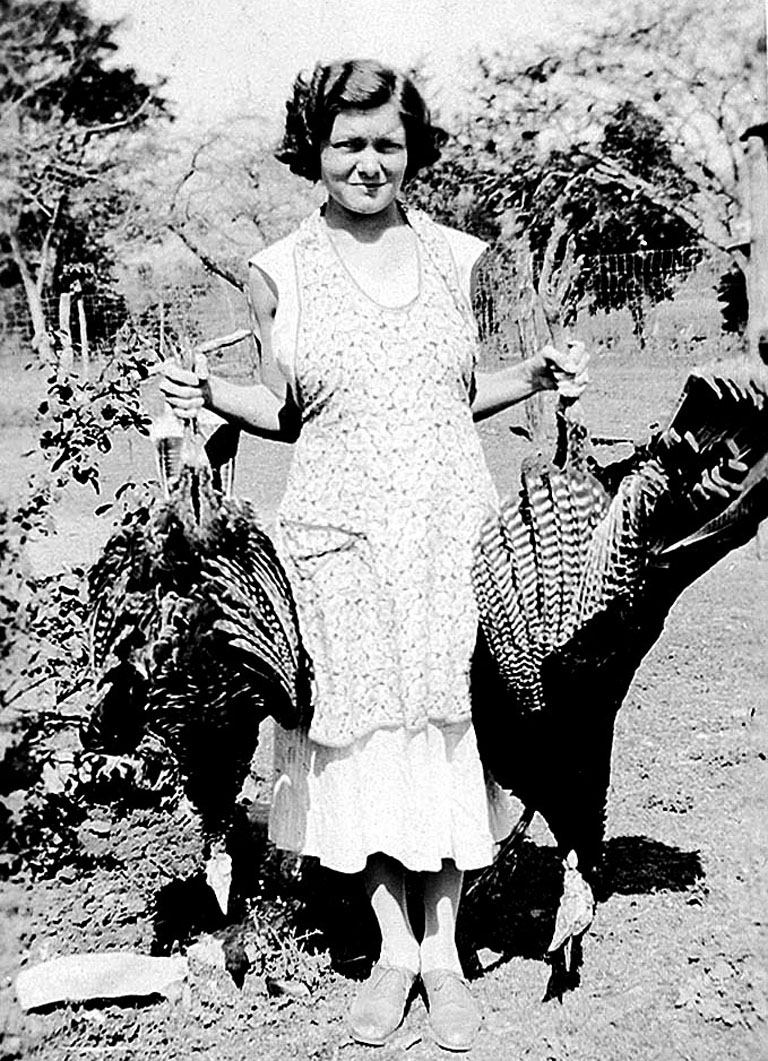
[1,0,767,1057]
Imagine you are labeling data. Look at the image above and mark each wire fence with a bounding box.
[571,247,735,355]
[0,246,738,373]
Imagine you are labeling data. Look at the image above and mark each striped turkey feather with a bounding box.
[473,359,768,716]
[474,457,609,711]
[83,448,313,836]
[471,359,768,977]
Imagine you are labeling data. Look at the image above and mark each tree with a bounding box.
[163,115,317,289]
[409,0,764,334]
[474,0,762,251]
[0,0,168,356]
[524,100,704,337]
[96,111,320,347]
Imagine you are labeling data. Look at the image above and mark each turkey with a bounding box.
[81,366,312,914]
[469,358,768,975]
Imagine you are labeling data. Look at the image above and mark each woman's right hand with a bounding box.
[153,353,211,420]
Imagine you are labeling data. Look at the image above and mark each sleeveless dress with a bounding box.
[250,205,513,874]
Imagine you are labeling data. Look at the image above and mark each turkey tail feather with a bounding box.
[474,359,768,715]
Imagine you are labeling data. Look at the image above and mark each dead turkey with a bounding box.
[81,410,312,913]
[470,358,768,972]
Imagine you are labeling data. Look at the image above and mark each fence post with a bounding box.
[740,124,768,362]
[57,289,74,380]
[73,281,90,380]
[741,80,768,552]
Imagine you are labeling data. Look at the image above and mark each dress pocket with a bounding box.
[279,519,367,571]
[276,519,401,746]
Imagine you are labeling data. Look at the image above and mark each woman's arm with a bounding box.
[208,373,301,441]
[157,362,301,442]
[472,342,589,422]
[156,260,302,442]
[248,262,287,401]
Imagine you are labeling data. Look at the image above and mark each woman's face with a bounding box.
[319,102,408,216]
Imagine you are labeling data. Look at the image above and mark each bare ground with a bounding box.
[1,343,767,1060]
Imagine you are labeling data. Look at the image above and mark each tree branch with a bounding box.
[36,193,66,295]
[0,71,63,124]
[167,223,245,291]
[170,132,225,215]
[81,97,152,141]
[579,149,732,253]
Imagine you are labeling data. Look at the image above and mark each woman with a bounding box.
[159,59,588,1051]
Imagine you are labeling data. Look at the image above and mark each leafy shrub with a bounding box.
[0,323,158,878]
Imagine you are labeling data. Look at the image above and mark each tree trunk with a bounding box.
[9,231,53,360]
[743,133,768,361]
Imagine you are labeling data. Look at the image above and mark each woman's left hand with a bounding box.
[530,340,590,400]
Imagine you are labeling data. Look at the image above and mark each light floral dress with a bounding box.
[249,204,512,874]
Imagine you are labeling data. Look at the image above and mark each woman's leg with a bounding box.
[364,852,420,973]
[419,858,482,1051]
[419,858,464,974]
[348,854,419,1045]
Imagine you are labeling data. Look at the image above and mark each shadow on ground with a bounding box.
[148,812,703,995]
[459,834,703,973]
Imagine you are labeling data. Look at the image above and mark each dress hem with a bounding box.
[267,832,502,877]
[303,710,475,751]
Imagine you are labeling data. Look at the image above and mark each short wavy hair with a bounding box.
[275,59,447,184]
